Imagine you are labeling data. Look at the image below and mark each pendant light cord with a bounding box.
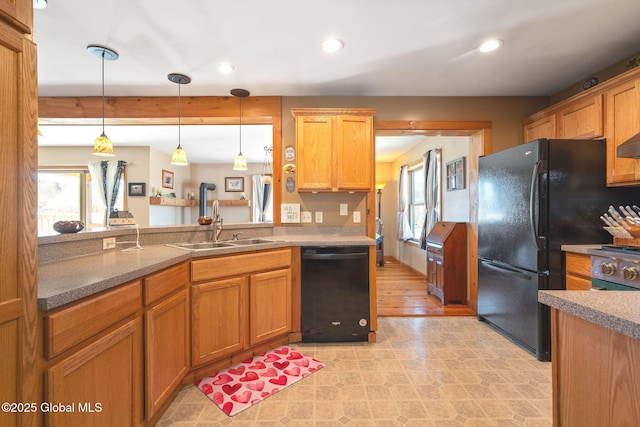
[177,81,182,149]
[101,51,106,135]
[239,97,243,154]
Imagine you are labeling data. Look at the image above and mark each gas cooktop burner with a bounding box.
[600,245,640,254]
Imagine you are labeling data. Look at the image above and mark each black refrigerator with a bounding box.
[478,138,638,361]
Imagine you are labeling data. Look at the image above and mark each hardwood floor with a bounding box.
[376,257,476,317]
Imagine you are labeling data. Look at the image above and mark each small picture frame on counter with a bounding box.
[128,182,146,196]
[225,177,244,192]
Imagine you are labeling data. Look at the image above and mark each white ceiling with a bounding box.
[34,0,640,162]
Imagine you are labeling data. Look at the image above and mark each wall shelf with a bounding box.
[149,197,249,207]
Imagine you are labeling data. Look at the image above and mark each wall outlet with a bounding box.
[315,211,323,223]
[103,237,116,250]
[301,211,312,223]
[353,211,361,223]
[340,203,348,216]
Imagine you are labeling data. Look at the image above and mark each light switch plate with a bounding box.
[315,212,323,223]
[340,204,348,216]
[353,211,361,223]
[301,211,312,223]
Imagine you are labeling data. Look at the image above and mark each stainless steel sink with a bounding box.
[166,242,234,251]
[226,238,275,245]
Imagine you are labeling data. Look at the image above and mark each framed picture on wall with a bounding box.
[128,182,146,196]
[162,169,174,189]
[446,157,465,191]
[225,177,244,192]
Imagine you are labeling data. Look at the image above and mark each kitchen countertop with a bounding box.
[561,244,604,255]
[539,290,640,340]
[38,235,375,311]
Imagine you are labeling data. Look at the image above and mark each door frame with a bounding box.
[374,120,492,313]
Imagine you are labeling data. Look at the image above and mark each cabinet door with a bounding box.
[249,269,292,345]
[46,318,144,427]
[0,0,32,33]
[426,252,438,290]
[524,114,556,142]
[557,94,603,139]
[191,277,248,366]
[336,115,373,190]
[145,289,189,419]
[435,256,445,294]
[605,79,640,185]
[295,115,334,190]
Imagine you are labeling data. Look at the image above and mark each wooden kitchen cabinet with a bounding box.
[250,269,292,345]
[46,318,144,427]
[0,0,32,33]
[605,78,640,185]
[557,94,603,139]
[143,262,189,419]
[292,108,376,192]
[565,252,592,290]
[523,114,556,142]
[191,277,248,366]
[426,222,467,305]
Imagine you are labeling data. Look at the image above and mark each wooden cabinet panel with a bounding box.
[143,262,189,305]
[191,277,248,366]
[524,114,556,142]
[565,252,592,291]
[605,79,640,185]
[249,269,292,345]
[295,115,334,190]
[557,94,603,139]
[551,309,640,425]
[426,222,467,305]
[45,280,141,359]
[0,0,32,34]
[335,115,373,190]
[292,108,375,192]
[46,318,144,427]
[145,289,189,419]
[191,249,291,282]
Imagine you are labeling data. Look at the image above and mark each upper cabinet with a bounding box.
[292,108,376,192]
[0,0,32,34]
[523,67,640,186]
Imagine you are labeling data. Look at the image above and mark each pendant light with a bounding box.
[87,45,119,156]
[261,146,273,184]
[231,88,249,171]
[168,73,191,165]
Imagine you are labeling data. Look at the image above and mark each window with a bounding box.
[409,165,425,240]
[38,167,124,234]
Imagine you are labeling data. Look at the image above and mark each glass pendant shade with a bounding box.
[233,153,248,171]
[92,132,115,156]
[171,146,188,165]
[261,146,273,183]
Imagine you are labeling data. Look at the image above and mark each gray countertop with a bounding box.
[38,235,375,311]
[561,244,604,255]
[539,290,640,340]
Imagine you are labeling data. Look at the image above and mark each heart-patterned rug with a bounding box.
[195,345,324,416]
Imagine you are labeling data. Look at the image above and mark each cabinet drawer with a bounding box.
[143,262,189,306]
[566,274,592,291]
[191,249,291,282]
[565,253,591,278]
[45,280,142,359]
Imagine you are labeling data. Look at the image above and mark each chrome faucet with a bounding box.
[211,200,223,241]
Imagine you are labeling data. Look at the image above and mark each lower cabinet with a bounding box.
[45,318,144,427]
[565,252,592,290]
[250,269,292,345]
[145,288,189,419]
[192,277,248,366]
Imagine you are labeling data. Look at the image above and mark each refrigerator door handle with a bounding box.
[529,160,544,250]
[482,259,533,280]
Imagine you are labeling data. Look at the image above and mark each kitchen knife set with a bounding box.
[600,205,640,238]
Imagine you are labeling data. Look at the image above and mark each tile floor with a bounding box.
[157,317,552,426]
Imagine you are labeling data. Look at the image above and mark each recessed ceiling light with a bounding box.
[322,39,344,53]
[479,39,503,53]
[218,63,235,74]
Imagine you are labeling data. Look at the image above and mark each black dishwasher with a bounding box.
[301,246,370,342]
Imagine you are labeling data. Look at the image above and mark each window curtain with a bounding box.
[396,165,413,241]
[252,175,272,222]
[88,160,126,225]
[420,149,441,249]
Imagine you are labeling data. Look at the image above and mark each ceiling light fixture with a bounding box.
[322,39,344,53]
[87,45,119,156]
[261,146,273,184]
[168,73,191,166]
[218,63,235,74]
[231,88,250,171]
[478,39,503,53]
[33,0,47,9]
